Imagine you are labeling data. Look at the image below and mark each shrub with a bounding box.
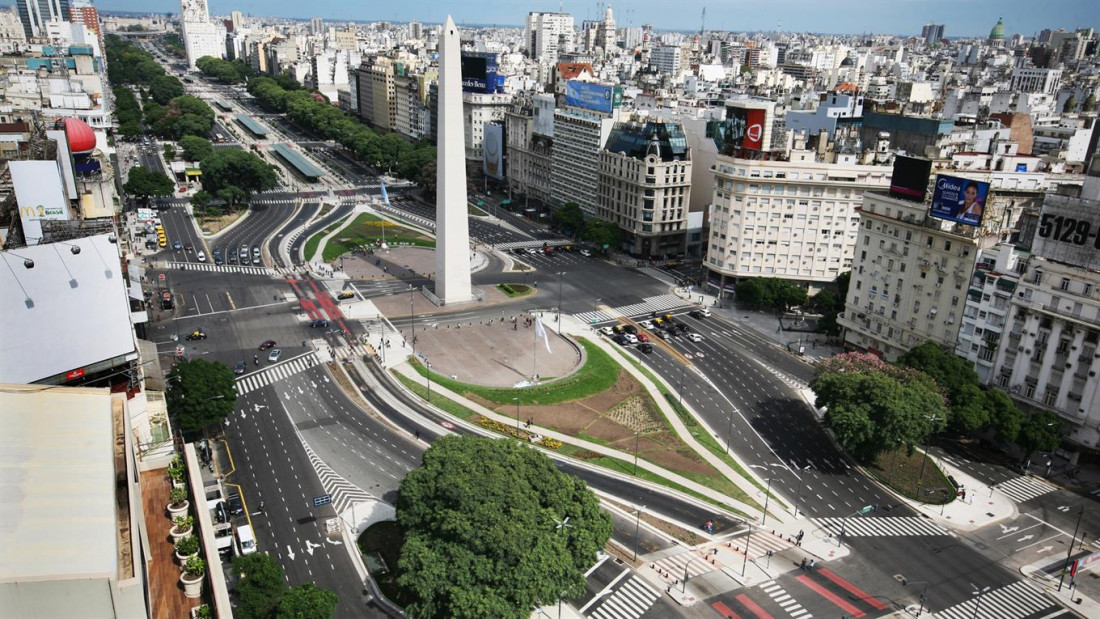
[183,556,206,578]
[172,515,194,532]
[175,534,199,556]
[169,486,188,507]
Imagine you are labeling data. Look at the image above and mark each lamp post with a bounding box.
[724,408,735,454]
[903,580,930,618]
[514,397,521,439]
[556,271,566,324]
[794,464,813,518]
[1058,506,1085,591]
[915,415,943,501]
[632,503,644,561]
[408,286,416,353]
[633,431,640,476]
[970,584,991,619]
[761,477,773,526]
[554,515,572,618]
[740,524,754,577]
[678,363,686,406]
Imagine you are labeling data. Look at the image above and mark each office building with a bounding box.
[524,12,574,61]
[921,23,944,45]
[68,0,101,51]
[179,0,224,69]
[1009,67,1063,95]
[505,97,554,208]
[650,46,682,79]
[550,106,618,217]
[16,0,69,39]
[463,92,510,161]
[598,120,691,256]
[309,16,323,35]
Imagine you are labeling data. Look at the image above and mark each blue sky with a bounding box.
[10,0,1099,37]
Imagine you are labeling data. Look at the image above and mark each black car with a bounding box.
[638,343,654,354]
[689,310,706,319]
[226,493,244,516]
[612,334,629,345]
[214,500,229,523]
[677,324,691,333]
[310,319,330,328]
[622,325,638,335]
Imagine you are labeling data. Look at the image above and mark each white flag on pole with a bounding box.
[534,316,552,354]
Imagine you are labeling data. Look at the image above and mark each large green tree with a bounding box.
[275,584,339,619]
[152,95,215,140]
[1017,410,1062,459]
[581,218,622,251]
[735,277,808,312]
[813,353,948,463]
[178,135,214,162]
[553,202,585,237]
[232,553,287,619]
[199,148,277,202]
[123,167,174,201]
[396,436,611,619]
[166,358,237,432]
[149,74,185,105]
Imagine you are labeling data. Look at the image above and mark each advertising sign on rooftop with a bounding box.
[565,80,622,114]
[889,155,933,202]
[929,174,988,228]
[10,160,71,244]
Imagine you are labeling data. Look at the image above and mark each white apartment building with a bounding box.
[839,190,993,360]
[955,244,1023,384]
[464,92,510,162]
[505,103,553,207]
[550,106,617,216]
[650,46,682,79]
[705,152,892,292]
[1009,66,1063,95]
[524,12,574,61]
[988,193,1100,451]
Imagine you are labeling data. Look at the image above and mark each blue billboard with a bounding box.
[461,52,504,93]
[929,174,989,227]
[565,80,623,114]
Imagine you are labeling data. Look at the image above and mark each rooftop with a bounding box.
[234,113,269,136]
[272,143,324,179]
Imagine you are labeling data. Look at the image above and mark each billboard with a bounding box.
[889,155,933,202]
[715,105,767,152]
[483,123,504,180]
[565,80,622,114]
[1031,194,1100,271]
[929,174,989,227]
[461,52,504,93]
[10,160,71,244]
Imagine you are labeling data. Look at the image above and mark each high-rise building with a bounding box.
[16,0,70,39]
[408,20,422,40]
[598,120,692,256]
[505,95,554,208]
[463,92,510,161]
[179,0,223,68]
[650,46,682,78]
[550,98,618,217]
[68,1,100,50]
[230,9,242,31]
[920,23,944,45]
[524,11,574,61]
[1010,67,1063,95]
[309,16,323,35]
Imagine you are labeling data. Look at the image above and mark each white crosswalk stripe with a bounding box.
[814,516,949,537]
[496,239,574,250]
[935,580,1055,619]
[651,550,719,580]
[760,580,812,619]
[588,576,659,619]
[234,354,319,395]
[728,530,793,560]
[166,261,277,276]
[995,476,1058,504]
[575,294,694,324]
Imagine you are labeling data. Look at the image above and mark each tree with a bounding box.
[581,218,622,251]
[232,553,287,619]
[1017,410,1062,460]
[813,353,948,463]
[553,202,585,237]
[163,143,177,160]
[199,148,277,201]
[817,272,850,336]
[166,359,237,432]
[275,584,339,619]
[149,74,184,105]
[179,135,214,162]
[396,436,611,619]
[734,277,806,312]
[118,121,143,140]
[123,167,174,201]
[191,190,214,218]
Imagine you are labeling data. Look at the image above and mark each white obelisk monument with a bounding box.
[434,15,473,304]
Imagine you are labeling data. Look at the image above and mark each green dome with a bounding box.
[989,17,1005,40]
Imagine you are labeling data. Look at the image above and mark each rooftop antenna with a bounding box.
[700,6,706,37]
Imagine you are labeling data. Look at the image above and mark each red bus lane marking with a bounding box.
[795,575,865,617]
[307,280,346,322]
[711,601,743,619]
[734,594,774,619]
[287,279,322,321]
[817,568,889,610]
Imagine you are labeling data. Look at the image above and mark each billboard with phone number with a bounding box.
[565,80,622,114]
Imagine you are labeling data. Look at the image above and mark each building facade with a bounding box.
[524,12,574,61]
[550,106,617,217]
[504,102,553,207]
[463,91,510,161]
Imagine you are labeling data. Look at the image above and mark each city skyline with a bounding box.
[10,0,1098,37]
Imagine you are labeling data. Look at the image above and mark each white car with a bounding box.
[196,250,206,262]
[598,326,615,337]
[639,320,655,330]
[688,333,703,342]
[526,247,539,254]
[579,249,592,257]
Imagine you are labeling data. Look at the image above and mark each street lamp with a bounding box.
[514,397,521,439]
[915,414,943,501]
[740,524,754,577]
[553,515,572,618]
[761,477,773,526]
[555,271,566,324]
[408,285,416,352]
[794,464,814,518]
[632,503,644,561]
[970,584,991,619]
[1058,506,1085,591]
[724,408,735,454]
[901,579,930,619]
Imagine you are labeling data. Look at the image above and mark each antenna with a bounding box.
[700,6,706,37]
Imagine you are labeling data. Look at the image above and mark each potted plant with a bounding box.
[170,515,194,542]
[180,555,206,598]
[175,534,199,565]
[190,605,212,619]
[167,486,189,518]
[168,455,186,488]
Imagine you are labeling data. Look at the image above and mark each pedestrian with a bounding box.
[414,429,420,440]
[800,558,807,570]
[808,559,815,571]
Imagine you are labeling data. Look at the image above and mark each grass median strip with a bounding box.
[303,218,345,262]
[322,213,434,261]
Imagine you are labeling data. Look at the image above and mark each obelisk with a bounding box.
[434,15,472,304]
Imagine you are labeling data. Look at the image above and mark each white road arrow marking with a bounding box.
[323,376,330,383]
[1058,506,1070,512]
[304,540,322,556]
[1036,545,1054,553]
[750,465,767,470]
[284,392,291,400]
[325,538,343,545]
[311,381,317,388]
[298,386,304,394]
[287,545,296,561]
[1017,534,1035,542]
[1000,525,1019,534]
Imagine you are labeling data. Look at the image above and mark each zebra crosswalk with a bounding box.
[495,239,572,250]
[300,435,376,515]
[166,261,277,276]
[814,516,949,537]
[587,576,659,619]
[995,476,1057,504]
[575,294,694,324]
[235,353,319,395]
[935,580,1056,619]
[735,529,793,560]
[760,579,812,619]
[650,549,721,581]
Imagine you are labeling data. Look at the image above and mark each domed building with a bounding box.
[988,17,1006,47]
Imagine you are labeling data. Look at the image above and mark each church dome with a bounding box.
[989,17,1005,40]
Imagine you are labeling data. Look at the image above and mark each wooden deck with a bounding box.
[141,469,203,618]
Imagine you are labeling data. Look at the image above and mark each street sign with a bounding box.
[175,345,184,357]
[313,494,332,507]
[159,273,166,282]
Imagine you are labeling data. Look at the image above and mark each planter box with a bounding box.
[175,549,197,566]
[181,572,204,599]
[169,525,193,543]
[167,500,190,519]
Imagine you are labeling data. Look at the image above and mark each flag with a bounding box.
[534,316,552,354]
[380,180,389,206]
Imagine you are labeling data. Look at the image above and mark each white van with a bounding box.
[235,524,257,556]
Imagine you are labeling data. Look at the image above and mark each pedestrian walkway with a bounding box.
[760,580,813,619]
[587,575,660,619]
[934,580,1055,619]
[733,529,794,560]
[495,239,574,250]
[166,260,277,276]
[994,475,1058,504]
[814,516,950,537]
[575,294,694,324]
[651,549,721,582]
[235,353,318,395]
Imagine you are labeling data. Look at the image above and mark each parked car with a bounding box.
[234,361,246,375]
[267,348,282,363]
[251,246,260,257]
[598,326,615,337]
[214,501,229,524]
[259,340,277,350]
[579,249,592,257]
[638,342,654,354]
[226,493,244,516]
[310,319,330,328]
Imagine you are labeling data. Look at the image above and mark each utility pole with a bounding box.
[1058,506,1085,591]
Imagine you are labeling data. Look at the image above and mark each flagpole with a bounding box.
[532,314,538,382]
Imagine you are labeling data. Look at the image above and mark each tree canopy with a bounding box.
[149,74,185,105]
[396,436,611,619]
[581,218,622,251]
[553,202,585,237]
[812,353,948,463]
[199,148,278,205]
[150,94,216,140]
[275,584,340,619]
[735,277,808,312]
[123,167,174,200]
[196,56,255,83]
[166,358,237,432]
[178,135,214,162]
